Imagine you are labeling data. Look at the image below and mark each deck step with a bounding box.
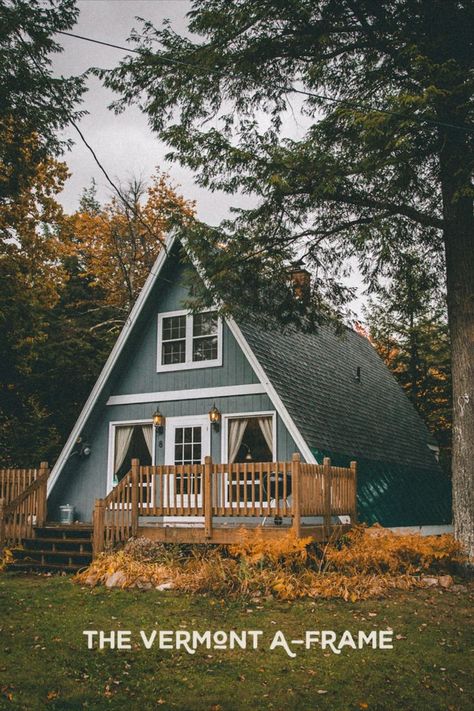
[7,561,86,573]
[12,548,92,562]
[22,537,92,552]
[34,525,93,540]
[6,523,93,573]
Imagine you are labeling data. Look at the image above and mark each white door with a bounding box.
[164,415,210,523]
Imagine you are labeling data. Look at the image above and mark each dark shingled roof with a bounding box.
[239,321,452,526]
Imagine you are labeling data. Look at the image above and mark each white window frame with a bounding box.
[221,410,277,464]
[107,419,156,495]
[221,411,277,509]
[156,309,223,372]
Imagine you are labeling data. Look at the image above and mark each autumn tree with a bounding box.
[71,172,195,318]
[101,0,474,557]
[0,145,71,466]
[0,0,87,464]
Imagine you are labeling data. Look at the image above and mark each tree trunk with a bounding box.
[440,131,474,561]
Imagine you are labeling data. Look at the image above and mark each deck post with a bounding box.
[131,458,140,537]
[204,455,213,539]
[37,461,49,527]
[0,499,5,554]
[323,457,332,536]
[350,461,358,524]
[291,452,301,537]
[92,498,105,558]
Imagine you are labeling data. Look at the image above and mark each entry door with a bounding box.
[164,416,210,517]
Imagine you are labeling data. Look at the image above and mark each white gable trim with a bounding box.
[48,231,315,496]
[107,383,266,406]
[47,233,178,495]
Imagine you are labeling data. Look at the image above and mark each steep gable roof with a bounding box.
[239,321,438,470]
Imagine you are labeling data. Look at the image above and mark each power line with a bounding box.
[14,28,168,247]
[57,29,474,134]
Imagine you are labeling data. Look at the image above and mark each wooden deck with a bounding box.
[0,455,357,562]
[92,454,357,555]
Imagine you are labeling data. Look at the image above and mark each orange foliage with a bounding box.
[74,526,465,602]
[323,524,463,575]
[71,172,195,312]
[0,122,70,304]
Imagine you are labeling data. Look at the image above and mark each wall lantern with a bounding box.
[209,403,221,432]
[152,406,165,434]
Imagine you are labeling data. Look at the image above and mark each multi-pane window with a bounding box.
[158,310,221,370]
[174,426,202,495]
[161,314,186,365]
[192,312,218,362]
[174,426,202,465]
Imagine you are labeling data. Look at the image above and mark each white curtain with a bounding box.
[114,426,134,475]
[228,418,248,463]
[142,425,153,460]
[258,417,273,455]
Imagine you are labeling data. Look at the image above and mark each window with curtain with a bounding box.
[113,424,153,485]
[227,416,274,504]
[228,416,273,464]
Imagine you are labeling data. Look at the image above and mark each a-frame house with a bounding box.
[41,233,451,552]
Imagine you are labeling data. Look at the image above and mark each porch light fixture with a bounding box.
[209,403,221,431]
[152,406,165,434]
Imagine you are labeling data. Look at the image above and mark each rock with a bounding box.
[134,578,153,590]
[84,576,96,587]
[451,584,467,593]
[438,575,454,589]
[105,570,127,588]
[421,576,439,587]
[156,581,174,591]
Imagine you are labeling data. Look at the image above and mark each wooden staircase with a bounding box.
[8,525,93,573]
[1,464,93,573]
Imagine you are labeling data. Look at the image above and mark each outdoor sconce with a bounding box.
[152,406,165,434]
[80,442,91,457]
[69,437,91,459]
[209,404,221,432]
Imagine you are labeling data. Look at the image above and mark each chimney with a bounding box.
[288,263,311,302]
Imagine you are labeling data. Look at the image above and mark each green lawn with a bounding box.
[0,573,472,711]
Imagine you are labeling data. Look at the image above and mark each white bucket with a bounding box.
[59,505,75,525]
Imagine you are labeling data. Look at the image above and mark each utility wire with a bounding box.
[57,29,474,134]
[14,29,168,247]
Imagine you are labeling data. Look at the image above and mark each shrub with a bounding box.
[74,526,465,601]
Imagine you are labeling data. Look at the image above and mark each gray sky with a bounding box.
[53,0,364,313]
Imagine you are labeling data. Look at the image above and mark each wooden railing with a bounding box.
[92,470,133,556]
[93,454,357,555]
[0,462,49,551]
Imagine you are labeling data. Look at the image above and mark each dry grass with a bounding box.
[74,525,465,601]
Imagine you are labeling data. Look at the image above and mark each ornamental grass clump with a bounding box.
[322,525,464,576]
[74,526,465,601]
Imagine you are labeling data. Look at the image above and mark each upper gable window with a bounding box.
[157,309,222,372]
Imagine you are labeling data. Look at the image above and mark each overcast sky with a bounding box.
[53,0,364,313]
